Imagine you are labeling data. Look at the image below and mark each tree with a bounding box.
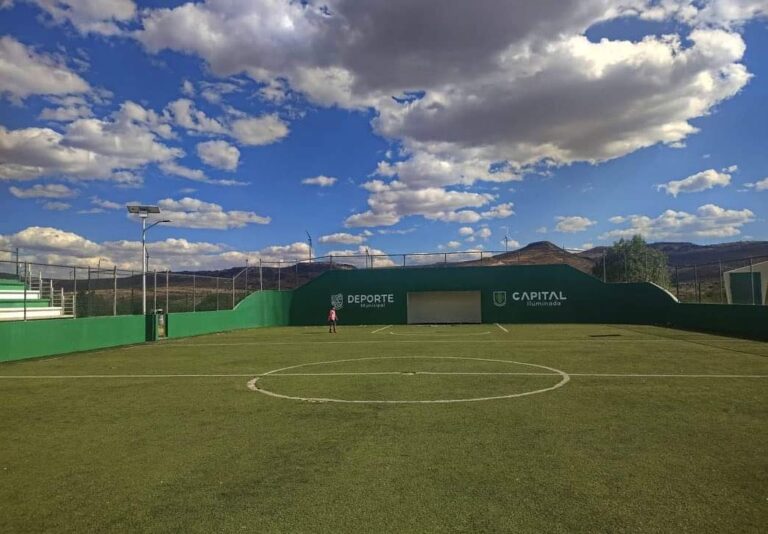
[594,235,670,287]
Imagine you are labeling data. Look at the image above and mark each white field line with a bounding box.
[2,372,765,380]
[388,331,491,337]
[147,339,694,347]
[495,323,509,333]
[370,325,392,334]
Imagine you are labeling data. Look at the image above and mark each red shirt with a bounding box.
[328,309,337,321]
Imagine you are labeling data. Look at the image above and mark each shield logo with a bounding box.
[493,291,507,307]
[330,293,344,309]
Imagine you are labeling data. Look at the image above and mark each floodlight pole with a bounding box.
[140,217,170,315]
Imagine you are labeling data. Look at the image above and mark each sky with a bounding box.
[0,0,767,271]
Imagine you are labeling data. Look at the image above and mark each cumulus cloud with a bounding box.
[230,114,289,146]
[318,232,366,245]
[324,246,396,267]
[196,140,240,170]
[0,226,314,270]
[344,180,500,227]
[744,177,768,191]
[0,116,179,184]
[159,161,248,187]
[657,168,732,196]
[152,197,270,229]
[0,36,90,102]
[25,0,136,35]
[132,0,757,197]
[9,183,77,198]
[458,227,474,236]
[302,175,338,187]
[42,201,71,211]
[555,215,597,233]
[601,204,755,240]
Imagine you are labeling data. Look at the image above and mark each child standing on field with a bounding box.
[328,306,338,333]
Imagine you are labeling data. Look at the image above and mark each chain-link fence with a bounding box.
[2,245,763,321]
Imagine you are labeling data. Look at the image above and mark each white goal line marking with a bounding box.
[0,372,765,379]
[370,325,392,334]
[495,323,509,333]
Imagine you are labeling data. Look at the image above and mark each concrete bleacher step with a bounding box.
[0,290,42,300]
[0,308,70,321]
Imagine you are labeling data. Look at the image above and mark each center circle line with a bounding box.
[247,356,570,404]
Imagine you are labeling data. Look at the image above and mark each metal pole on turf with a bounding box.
[278,260,281,291]
[216,276,219,311]
[154,270,158,312]
[694,265,699,303]
[602,250,606,283]
[749,258,755,305]
[23,262,27,321]
[245,259,249,296]
[166,270,169,313]
[259,259,263,291]
[718,260,723,303]
[193,275,196,312]
[675,266,679,300]
[113,266,117,316]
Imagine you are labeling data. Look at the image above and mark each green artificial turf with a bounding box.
[1,324,766,533]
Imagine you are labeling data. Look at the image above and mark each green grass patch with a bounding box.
[1,324,766,532]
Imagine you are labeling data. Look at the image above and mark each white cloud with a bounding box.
[0,36,90,102]
[657,169,732,196]
[600,204,755,240]
[500,238,521,249]
[9,183,77,198]
[0,225,316,270]
[318,232,366,245]
[196,140,240,170]
[345,180,496,227]
[477,227,492,240]
[42,201,71,211]
[536,226,548,234]
[445,240,461,249]
[26,0,136,35]
[555,216,597,233]
[302,175,338,187]
[164,98,227,135]
[181,79,195,97]
[154,197,270,229]
[0,114,179,184]
[132,2,759,201]
[481,202,515,219]
[159,161,248,187]
[90,196,121,210]
[458,227,474,236]
[744,177,768,191]
[324,246,396,267]
[39,104,93,122]
[230,114,289,146]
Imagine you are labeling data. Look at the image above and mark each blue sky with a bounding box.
[0,1,766,270]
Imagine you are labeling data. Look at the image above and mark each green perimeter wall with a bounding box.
[167,290,292,338]
[667,303,768,341]
[0,290,292,363]
[0,315,147,363]
[290,264,676,326]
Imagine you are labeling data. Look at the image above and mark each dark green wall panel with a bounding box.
[290,265,677,326]
[0,315,147,363]
[167,290,292,338]
[667,303,768,340]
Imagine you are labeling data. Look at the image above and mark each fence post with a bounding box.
[278,260,282,291]
[15,247,19,278]
[480,251,484,264]
[87,266,91,317]
[73,266,77,318]
[602,250,607,283]
[694,265,700,303]
[216,276,220,311]
[444,253,447,266]
[749,258,755,305]
[259,259,263,291]
[718,260,724,303]
[193,275,196,312]
[403,254,406,267]
[245,259,249,295]
[23,273,27,321]
[113,266,117,316]
[295,262,298,288]
[166,270,170,313]
[231,276,235,308]
[154,270,158,312]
